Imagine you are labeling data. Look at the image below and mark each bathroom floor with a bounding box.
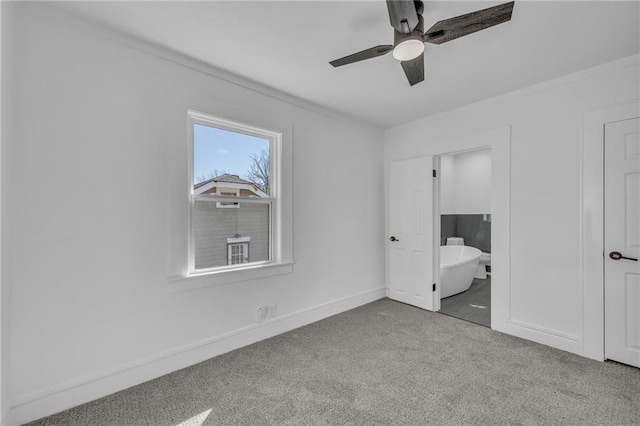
[439,277,491,327]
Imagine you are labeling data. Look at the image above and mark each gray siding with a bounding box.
[194,200,270,269]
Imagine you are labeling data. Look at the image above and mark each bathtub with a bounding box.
[440,245,482,298]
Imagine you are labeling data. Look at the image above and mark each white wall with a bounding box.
[2,3,385,423]
[440,149,491,215]
[0,2,4,424]
[0,2,15,424]
[385,55,640,358]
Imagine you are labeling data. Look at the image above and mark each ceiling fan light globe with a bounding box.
[392,39,424,61]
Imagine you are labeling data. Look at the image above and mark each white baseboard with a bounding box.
[10,287,386,425]
[496,319,582,356]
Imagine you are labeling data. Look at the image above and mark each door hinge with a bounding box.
[432,283,436,292]
[432,169,437,178]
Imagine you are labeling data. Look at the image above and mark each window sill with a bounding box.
[167,261,294,293]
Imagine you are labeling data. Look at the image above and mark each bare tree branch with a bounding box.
[245,150,270,194]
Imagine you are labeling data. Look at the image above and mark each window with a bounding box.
[227,236,250,265]
[188,110,281,274]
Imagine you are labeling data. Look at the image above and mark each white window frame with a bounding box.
[187,110,282,276]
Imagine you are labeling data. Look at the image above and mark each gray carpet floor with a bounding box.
[28,298,640,425]
[440,278,491,328]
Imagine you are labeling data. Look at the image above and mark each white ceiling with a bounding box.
[53,1,639,128]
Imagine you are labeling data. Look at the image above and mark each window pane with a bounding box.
[193,123,271,197]
[193,199,270,269]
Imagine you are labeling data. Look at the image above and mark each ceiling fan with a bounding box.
[330,1,515,86]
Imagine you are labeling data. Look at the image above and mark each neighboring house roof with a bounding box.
[194,174,268,198]
[194,173,253,188]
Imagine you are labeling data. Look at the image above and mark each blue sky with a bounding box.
[193,124,269,183]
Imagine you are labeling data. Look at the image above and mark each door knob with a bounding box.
[389,236,399,242]
[609,251,638,261]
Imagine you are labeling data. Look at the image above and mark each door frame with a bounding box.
[387,127,511,329]
[582,99,640,361]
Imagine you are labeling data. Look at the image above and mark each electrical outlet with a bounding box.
[256,306,267,322]
[257,304,277,322]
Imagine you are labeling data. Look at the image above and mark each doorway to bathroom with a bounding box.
[386,126,509,332]
[437,148,492,328]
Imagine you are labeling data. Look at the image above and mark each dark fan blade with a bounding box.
[424,1,514,45]
[400,53,424,86]
[386,0,420,34]
[330,45,393,67]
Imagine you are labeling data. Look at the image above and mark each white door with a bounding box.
[389,157,435,311]
[604,117,640,368]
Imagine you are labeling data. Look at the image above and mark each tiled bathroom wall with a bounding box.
[441,214,491,253]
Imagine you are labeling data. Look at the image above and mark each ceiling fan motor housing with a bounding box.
[393,14,424,48]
